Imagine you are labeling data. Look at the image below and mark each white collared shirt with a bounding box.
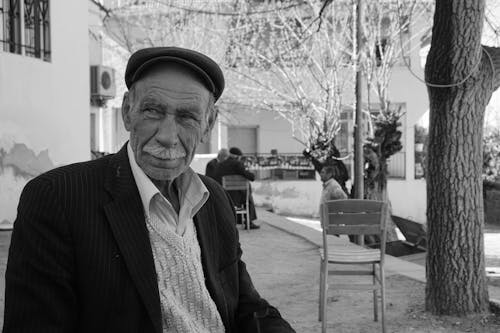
[127,143,209,236]
[127,144,225,332]
[320,178,347,204]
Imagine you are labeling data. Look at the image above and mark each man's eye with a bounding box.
[144,109,162,118]
[179,113,197,121]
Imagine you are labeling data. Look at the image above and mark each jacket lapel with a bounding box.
[103,145,162,333]
[194,201,231,329]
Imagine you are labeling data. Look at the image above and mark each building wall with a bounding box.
[0,0,90,226]
[387,179,427,223]
[250,178,427,223]
[252,179,323,218]
[222,106,304,154]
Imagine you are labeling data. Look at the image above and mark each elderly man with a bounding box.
[3,47,295,333]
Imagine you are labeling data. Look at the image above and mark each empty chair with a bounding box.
[319,199,389,333]
[222,175,251,230]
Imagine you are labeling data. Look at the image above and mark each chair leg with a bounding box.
[373,263,378,322]
[321,260,328,333]
[380,263,386,333]
[319,259,324,322]
[246,209,250,230]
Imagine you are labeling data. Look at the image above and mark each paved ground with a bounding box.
[0,223,425,332]
[0,218,497,332]
[239,222,427,332]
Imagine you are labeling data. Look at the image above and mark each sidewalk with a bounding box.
[254,208,500,311]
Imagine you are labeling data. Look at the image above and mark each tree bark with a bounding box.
[425,0,500,315]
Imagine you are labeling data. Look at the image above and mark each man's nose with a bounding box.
[155,115,179,147]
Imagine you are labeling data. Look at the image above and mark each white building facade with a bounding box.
[0,0,90,227]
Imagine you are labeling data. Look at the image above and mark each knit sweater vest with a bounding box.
[146,214,225,333]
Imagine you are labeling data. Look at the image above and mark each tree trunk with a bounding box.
[425,0,500,315]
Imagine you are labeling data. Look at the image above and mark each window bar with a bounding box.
[0,1,4,51]
[40,0,49,61]
[19,0,24,55]
[33,0,40,58]
[8,0,21,54]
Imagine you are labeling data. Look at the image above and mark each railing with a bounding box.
[242,153,314,170]
[242,153,316,181]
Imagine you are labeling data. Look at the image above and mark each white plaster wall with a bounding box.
[252,180,322,218]
[222,106,304,154]
[388,66,429,182]
[0,0,90,225]
[249,178,426,224]
[387,179,427,224]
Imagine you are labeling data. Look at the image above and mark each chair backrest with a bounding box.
[221,175,249,191]
[222,175,250,206]
[320,199,389,257]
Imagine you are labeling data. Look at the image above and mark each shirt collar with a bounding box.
[323,178,335,189]
[127,142,209,219]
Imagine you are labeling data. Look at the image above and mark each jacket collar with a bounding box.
[193,187,231,330]
[103,143,162,333]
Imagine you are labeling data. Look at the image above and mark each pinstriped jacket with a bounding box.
[3,144,295,333]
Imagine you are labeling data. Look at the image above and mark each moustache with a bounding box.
[143,143,186,160]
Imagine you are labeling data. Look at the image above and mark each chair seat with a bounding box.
[319,247,381,263]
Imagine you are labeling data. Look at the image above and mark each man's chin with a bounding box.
[142,163,187,181]
[145,169,183,181]
[138,155,193,180]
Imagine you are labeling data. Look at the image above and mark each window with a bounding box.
[24,0,50,61]
[1,0,22,54]
[0,0,50,61]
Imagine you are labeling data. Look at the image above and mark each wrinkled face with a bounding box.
[320,168,333,183]
[122,64,215,181]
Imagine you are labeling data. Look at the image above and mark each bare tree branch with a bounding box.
[89,0,113,21]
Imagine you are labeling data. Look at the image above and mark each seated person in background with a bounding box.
[320,165,369,243]
[320,165,348,204]
[205,148,229,179]
[215,147,260,229]
[304,144,350,197]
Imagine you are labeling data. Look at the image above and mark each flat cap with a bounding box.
[125,47,225,101]
[229,147,243,156]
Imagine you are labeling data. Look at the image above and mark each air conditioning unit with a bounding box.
[90,65,116,99]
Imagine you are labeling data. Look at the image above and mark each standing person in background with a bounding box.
[215,147,260,229]
[205,148,229,179]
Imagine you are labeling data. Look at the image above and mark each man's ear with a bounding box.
[201,105,218,143]
[121,92,132,132]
